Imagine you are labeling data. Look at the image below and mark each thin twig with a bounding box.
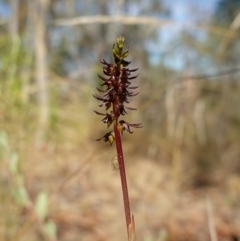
[173,67,240,82]
[140,67,240,112]
[54,15,237,38]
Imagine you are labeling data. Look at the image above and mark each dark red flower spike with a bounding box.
[93,36,142,238]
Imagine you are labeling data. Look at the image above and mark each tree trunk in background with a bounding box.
[8,0,19,38]
[34,0,50,141]
[166,84,176,140]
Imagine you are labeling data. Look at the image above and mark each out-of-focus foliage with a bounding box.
[214,0,240,25]
[0,0,240,240]
[210,0,240,64]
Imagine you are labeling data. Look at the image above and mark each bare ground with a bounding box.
[13,142,240,241]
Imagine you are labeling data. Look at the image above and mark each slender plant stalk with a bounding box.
[113,115,131,230]
[94,36,142,240]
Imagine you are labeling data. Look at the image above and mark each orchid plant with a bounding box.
[93,36,142,241]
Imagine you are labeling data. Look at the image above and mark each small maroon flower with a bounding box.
[93,110,115,127]
[96,131,115,146]
[118,120,143,134]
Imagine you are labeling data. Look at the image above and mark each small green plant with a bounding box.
[0,131,57,241]
[93,36,142,240]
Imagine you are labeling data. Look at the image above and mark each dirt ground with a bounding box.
[12,141,239,241]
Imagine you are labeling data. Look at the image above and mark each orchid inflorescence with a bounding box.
[94,36,142,145]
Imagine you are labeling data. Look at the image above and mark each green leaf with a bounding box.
[13,186,29,206]
[122,51,129,58]
[35,191,49,220]
[43,219,57,238]
[16,174,24,186]
[9,152,19,173]
[144,237,154,241]
[0,131,9,157]
[158,230,168,241]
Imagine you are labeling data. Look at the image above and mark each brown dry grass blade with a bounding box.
[128,214,136,241]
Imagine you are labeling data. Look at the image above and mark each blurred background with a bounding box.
[0,0,240,240]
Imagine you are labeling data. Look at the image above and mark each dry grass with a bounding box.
[1,131,240,241]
